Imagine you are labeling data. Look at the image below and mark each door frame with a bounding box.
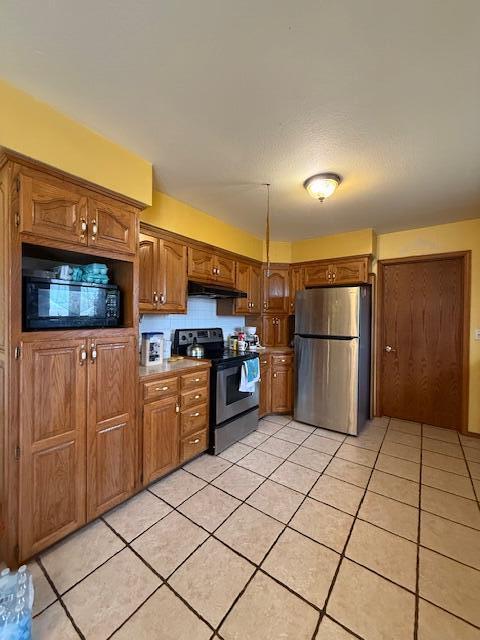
[375,251,471,433]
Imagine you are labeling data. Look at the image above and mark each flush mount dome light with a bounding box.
[303,173,342,202]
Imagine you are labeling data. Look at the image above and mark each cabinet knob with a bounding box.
[91,220,98,239]
[90,344,97,363]
[80,219,87,239]
[189,438,200,445]
[194,394,201,399]
[194,377,200,382]
[191,412,200,417]
[79,345,87,365]
[273,373,277,378]
[159,293,166,304]
[281,359,286,362]
[175,404,180,413]
[156,386,169,391]
[153,291,159,303]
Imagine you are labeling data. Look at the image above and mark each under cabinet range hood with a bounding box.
[188,280,247,299]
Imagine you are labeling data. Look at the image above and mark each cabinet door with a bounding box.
[259,358,271,418]
[19,339,87,559]
[249,265,262,314]
[271,366,293,413]
[139,232,159,312]
[275,316,291,347]
[188,247,216,282]
[159,239,187,313]
[88,198,137,255]
[87,335,136,519]
[215,255,236,286]
[263,268,290,314]
[304,262,332,286]
[289,266,304,314]
[262,316,277,347]
[19,174,88,246]
[143,396,179,484]
[235,261,250,314]
[332,258,369,284]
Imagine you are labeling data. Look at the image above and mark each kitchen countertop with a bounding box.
[139,357,210,380]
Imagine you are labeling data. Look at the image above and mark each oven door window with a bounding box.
[225,370,251,405]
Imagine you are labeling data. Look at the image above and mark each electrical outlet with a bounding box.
[475,329,480,341]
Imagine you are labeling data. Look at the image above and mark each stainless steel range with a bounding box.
[173,328,259,454]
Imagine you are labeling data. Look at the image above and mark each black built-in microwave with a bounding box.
[23,276,120,330]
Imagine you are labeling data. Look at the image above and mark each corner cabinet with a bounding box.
[139,230,188,313]
[261,315,291,347]
[217,260,262,316]
[263,266,290,314]
[289,265,304,314]
[18,335,137,559]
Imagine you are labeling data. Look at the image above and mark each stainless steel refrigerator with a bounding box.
[294,286,371,435]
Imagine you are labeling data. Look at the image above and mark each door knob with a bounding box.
[384,345,396,353]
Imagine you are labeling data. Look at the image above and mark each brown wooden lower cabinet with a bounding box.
[18,333,137,560]
[258,352,293,417]
[261,315,290,347]
[140,364,210,486]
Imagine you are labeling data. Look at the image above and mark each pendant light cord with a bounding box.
[264,183,271,275]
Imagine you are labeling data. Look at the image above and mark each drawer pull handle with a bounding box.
[194,394,201,399]
[155,386,169,391]
[281,359,286,362]
[194,377,200,382]
[189,438,200,444]
[191,412,200,417]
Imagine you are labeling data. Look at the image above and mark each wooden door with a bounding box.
[19,174,88,246]
[259,356,271,417]
[289,266,304,314]
[188,247,216,282]
[139,232,159,312]
[87,335,136,519]
[263,268,290,314]
[215,255,236,286]
[235,262,250,314]
[249,265,262,314]
[304,262,331,286]
[332,258,368,284]
[143,396,179,484]
[271,366,293,413]
[19,339,87,559]
[379,255,468,429]
[88,198,137,255]
[159,239,187,313]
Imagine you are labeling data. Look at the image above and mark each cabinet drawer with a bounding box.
[272,354,293,368]
[181,386,209,410]
[143,376,179,402]
[181,369,209,391]
[181,403,208,436]
[258,355,271,367]
[180,429,208,463]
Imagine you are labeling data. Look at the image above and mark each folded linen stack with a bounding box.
[80,263,109,284]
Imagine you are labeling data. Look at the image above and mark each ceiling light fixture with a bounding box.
[304,173,342,202]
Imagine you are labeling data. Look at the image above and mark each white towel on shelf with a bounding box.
[239,358,260,393]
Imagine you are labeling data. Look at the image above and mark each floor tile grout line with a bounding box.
[36,556,86,640]
[457,436,480,512]
[315,416,392,640]
[413,424,424,640]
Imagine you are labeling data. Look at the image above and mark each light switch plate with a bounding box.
[475,329,480,341]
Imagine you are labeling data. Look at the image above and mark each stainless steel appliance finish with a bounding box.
[173,328,259,454]
[294,286,371,435]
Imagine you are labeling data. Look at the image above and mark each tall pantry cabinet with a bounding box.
[0,150,144,565]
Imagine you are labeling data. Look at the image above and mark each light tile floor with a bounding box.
[31,415,480,639]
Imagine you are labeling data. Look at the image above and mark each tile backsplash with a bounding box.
[139,297,246,344]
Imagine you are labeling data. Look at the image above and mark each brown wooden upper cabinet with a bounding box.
[188,247,235,287]
[304,256,370,287]
[19,174,138,256]
[231,261,262,314]
[262,315,290,347]
[263,266,290,314]
[139,232,187,313]
[289,265,304,314]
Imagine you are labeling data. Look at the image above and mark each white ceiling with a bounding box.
[1,0,480,240]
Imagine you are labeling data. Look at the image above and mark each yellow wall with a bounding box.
[376,219,480,433]
[141,190,264,260]
[291,228,375,263]
[263,240,292,263]
[0,78,152,204]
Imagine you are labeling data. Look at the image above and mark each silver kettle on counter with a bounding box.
[187,338,205,358]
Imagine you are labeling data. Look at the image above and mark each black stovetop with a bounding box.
[172,328,259,368]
